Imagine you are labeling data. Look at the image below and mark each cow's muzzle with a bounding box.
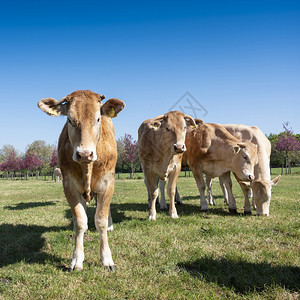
[75,149,96,163]
[248,175,254,181]
[174,143,186,154]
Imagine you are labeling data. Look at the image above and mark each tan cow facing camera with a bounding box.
[138,111,196,220]
[38,90,125,271]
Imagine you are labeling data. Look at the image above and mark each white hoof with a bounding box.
[107,225,114,232]
[69,257,83,271]
[149,214,156,221]
[170,212,178,219]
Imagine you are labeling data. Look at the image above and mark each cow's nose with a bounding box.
[76,150,94,162]
[249,175,254,181]
[174,144,186,153]
[257,213,268,217]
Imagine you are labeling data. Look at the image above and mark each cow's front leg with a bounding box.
[167,168,180,219]
[205,175,215,205]
[220,172,237,213]
[239,181,252,215]
[159,179,168,210]
[65,184,88,271]
[145,172,159,220]
[95,175,115,271]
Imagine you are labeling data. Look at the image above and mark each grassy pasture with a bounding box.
[0,171,299,299]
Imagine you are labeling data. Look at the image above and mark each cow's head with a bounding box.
[147,111,196,154]
[250,176,280,216]
[38,90,125,164]
[231,142,258,181]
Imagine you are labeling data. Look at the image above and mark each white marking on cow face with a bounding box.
[68,109,101,164]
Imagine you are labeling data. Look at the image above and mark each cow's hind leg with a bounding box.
[107,205,114,232]
[192,168,208,211]
[175,186,182,204]
[95,175,115,271]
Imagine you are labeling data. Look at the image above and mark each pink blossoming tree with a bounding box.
[123,133,138,178]
[275,122,300,174]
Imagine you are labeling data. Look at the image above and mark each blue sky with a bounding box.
[0,0,299,153]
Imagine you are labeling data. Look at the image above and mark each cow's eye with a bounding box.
[68,118,74,126]
[166,127,170,131]
[243,155,248,160]
[97,117,101,123]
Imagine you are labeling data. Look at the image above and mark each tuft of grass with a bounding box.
[0,172,299,299]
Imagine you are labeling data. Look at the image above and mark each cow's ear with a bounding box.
[148,120,162,131]
[37,98,68,116]
[239,180,251,187]
[231,144,241,154]
[271,175,281,186]
[101,98,125,118]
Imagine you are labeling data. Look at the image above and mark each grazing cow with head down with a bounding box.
[185,122,258,212]
[206,124,280,216]
[138,111,196,220]
[38,90,125,271]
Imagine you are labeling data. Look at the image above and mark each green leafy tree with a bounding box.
[0,144,18,164]
[25,140,54,172]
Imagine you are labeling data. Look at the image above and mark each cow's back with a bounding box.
[186,123,239,163]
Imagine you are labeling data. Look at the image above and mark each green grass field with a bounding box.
[0,171,299,299]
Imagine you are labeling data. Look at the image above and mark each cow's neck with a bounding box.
[81,163,94,202]
[154,151,177,181]
[255,146,271,181]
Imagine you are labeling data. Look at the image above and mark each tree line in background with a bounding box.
[0,141,57,179]
[1,122,299,179]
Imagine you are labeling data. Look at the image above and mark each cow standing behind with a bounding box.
[185,122,258,212]
[38,90,125,271]
[53,167,63,183]
[138,111,196,220]
[206,124,280,215]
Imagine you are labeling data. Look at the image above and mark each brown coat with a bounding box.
[38,90,125,271]
[138,111,195,220]
[185,122,258,211]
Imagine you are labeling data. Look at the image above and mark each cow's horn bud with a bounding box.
[100,94,106,100]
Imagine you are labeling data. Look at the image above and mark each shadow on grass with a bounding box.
[181,195,224,201]
[176,204,237,217]
[0,224,65,268]
[177,256,300,294]
[64,202,148,231]
[64,202,239,230]
[4,201,57,210]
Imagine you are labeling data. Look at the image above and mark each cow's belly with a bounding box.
[202,161,229,178]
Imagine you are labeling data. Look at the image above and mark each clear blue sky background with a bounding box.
[1,0,299,153]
